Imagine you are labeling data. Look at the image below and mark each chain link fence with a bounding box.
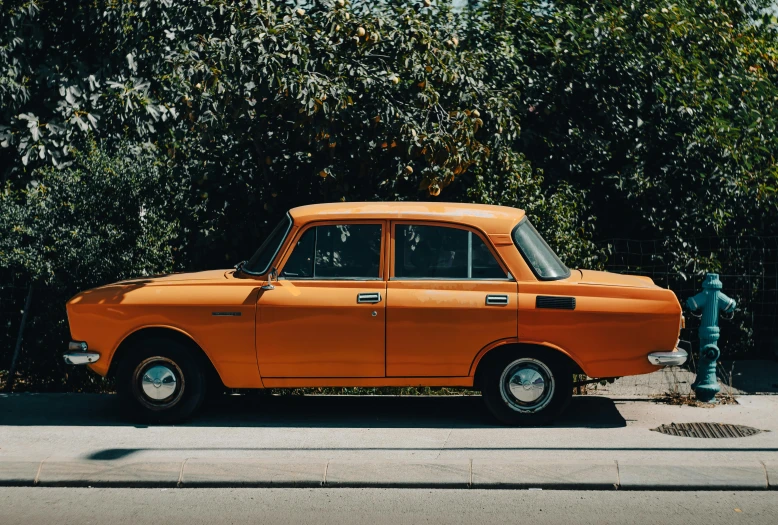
[597,235,778,359]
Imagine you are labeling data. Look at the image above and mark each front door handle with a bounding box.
[485,294,509,306]
[357,292,382,304]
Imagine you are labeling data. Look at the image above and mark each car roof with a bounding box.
[288,202,526,234]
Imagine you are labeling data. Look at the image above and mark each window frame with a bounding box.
[389,221,514,281]
[276,220,387,281]
[241,213,294,276]
[511,217,571,281]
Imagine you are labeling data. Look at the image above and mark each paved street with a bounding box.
[1,487,776,525]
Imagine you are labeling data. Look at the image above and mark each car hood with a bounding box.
[67,270,239,307]
[576,269,657,289]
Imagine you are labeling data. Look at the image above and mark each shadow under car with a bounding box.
[0,392,626,429]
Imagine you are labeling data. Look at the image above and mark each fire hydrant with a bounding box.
[685,273,736,403]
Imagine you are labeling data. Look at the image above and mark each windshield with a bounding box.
[243,214,293,275]
[512,218,570,280]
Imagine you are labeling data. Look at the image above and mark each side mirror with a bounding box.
[261,267,278,291]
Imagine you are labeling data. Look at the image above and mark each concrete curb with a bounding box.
[617,462,768,491]
[1,458,775,490]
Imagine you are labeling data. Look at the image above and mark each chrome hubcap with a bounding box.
[141,365,177,401]
[499,358,555,413]
[133,357,185,409]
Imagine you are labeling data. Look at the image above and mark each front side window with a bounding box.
[394,224,508,279]
[512,218,570,280]
[243,214,293,275]
[280,224,382,279]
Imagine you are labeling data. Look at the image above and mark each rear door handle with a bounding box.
[357,292,382,304]
[485,294,509,306]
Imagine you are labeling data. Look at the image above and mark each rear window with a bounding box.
[512,218,570,280]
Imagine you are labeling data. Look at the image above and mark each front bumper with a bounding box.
[63,352,101,365]
[63,341,100,365]
[647,348,688,367]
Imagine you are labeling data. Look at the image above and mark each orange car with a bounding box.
[64,202,685,425]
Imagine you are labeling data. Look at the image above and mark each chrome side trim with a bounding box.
[648,348,688,367]
[63,352,101,365]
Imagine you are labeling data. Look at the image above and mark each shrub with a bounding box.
[0,142,187,390]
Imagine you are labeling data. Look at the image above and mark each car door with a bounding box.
[386,222,518,377]
[256,221,387,378]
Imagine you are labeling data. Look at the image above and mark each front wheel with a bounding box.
[116,339,207,424]
[481,349,572,426]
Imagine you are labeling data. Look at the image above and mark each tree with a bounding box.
[500,0,778,270]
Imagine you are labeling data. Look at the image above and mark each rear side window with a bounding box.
[280,224,382,279]
[394,224,508,280]
[512,218,570,280]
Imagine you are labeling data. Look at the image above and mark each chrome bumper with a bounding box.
[63,352,100,365]
[64,341,100,365]
[648,348,688,367]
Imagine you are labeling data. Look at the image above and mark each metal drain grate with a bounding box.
[651,422,765,438]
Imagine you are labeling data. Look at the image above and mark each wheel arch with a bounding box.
[471,341,585,391]
[108,326,224,389]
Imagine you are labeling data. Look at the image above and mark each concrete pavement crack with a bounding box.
[615,460,621,490]
[177,458,189,488]
[760,459,769,488]
[33,458,46,486]
[436,428,453,460]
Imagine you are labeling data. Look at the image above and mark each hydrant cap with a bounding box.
[702,273,723,290]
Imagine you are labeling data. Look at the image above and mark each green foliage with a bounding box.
[502,0,778,268]
[0,0,580,268]
[0,142,186,390]
[0,142,185,287]
[1,0,778,390]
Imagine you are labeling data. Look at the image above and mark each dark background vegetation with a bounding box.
[1,0,777,391]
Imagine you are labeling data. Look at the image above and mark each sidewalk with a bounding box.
[594,360,778,397]
[1,393,776,489]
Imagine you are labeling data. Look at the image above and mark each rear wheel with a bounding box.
[481,349,572,426]
[116,339,207,424]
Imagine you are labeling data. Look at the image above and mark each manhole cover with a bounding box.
[651,422,765,438]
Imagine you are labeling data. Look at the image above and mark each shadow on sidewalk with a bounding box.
[0,393,626,429]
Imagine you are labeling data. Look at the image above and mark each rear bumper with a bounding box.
[647,348,688,367]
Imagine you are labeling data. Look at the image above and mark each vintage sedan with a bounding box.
[64,202,686,425]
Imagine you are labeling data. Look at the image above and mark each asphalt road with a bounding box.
[1,487,775,525]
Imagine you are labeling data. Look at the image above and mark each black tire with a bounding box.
[116,338,207,424]
[481,348,572,426]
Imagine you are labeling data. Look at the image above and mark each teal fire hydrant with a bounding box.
[685,273,736,403]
